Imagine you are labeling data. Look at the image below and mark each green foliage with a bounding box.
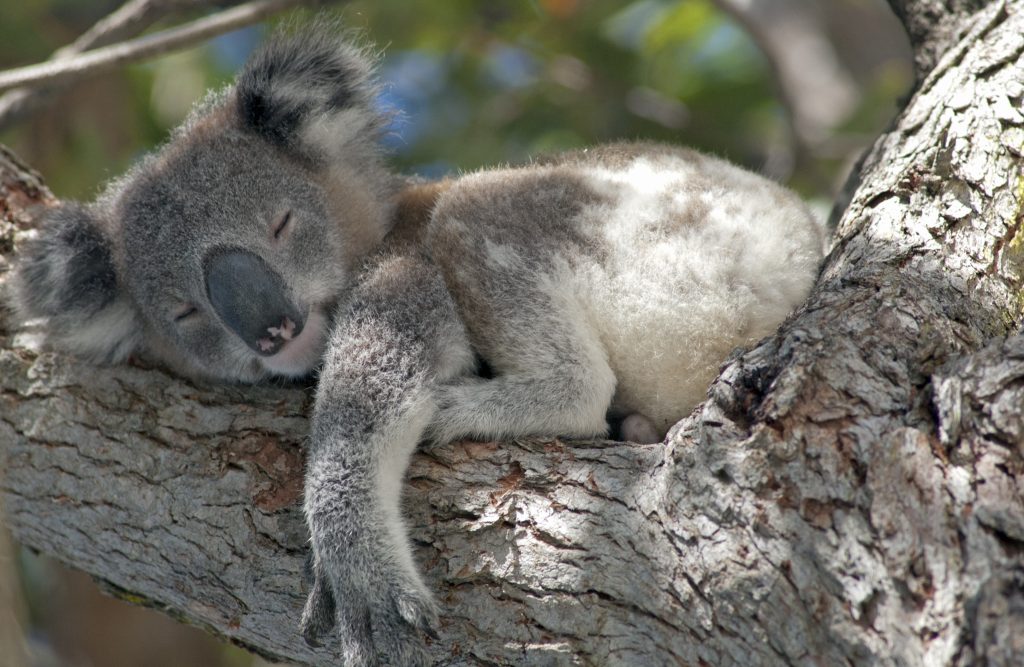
[0,0,909,201]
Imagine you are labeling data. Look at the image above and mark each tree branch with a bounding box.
[0,0,319,96]
[65,0,226,54]
[710,0,860,179]
[0,0,253,130]
[888,0,1006,81]
[2,2,1023,665]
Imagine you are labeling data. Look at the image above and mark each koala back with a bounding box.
[426,142,824,432]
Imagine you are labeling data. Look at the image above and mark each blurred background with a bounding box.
[0,1,911,665]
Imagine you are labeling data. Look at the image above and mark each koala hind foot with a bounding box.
[619,413,662,444]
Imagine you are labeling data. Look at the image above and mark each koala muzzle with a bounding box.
[204,248,306,356]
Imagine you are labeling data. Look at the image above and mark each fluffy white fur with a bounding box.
[430,150,822,437]
[576,154,822,430]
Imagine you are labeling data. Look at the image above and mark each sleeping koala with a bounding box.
[12,27,823,666]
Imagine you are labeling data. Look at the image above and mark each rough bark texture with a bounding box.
[2,2,1023,665]
[888,0,997,80]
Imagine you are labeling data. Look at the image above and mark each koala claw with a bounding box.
[299,562,336,648]
[300,550,437,666]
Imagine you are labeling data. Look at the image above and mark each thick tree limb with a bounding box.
[2,2,1024,665]
[888,0,1005,82]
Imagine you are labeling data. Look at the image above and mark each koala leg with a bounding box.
[301,255,472,665]
[426,170,625,443]
[429,357,615,443]
[428,280,616,443]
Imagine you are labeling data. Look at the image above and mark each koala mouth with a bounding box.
[260,309,328,377]
[257,315,299,353]
[203,247,329,376]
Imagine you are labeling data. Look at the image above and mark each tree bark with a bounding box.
[2,2,1023,665]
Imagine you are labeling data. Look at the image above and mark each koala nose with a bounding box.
[204,248,305,356]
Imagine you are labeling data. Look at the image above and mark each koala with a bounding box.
[12,26,824,666]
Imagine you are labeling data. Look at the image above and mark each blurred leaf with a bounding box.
[0,0,909,205]
[645,0,716,53]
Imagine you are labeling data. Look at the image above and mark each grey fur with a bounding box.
[11,26,824,665]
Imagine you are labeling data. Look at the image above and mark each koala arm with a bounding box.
[301,253,473,665]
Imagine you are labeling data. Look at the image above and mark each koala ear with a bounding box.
[12,203,142,364]
[234,26,384,162]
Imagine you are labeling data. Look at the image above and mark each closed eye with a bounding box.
[173,305,198,322]
[272,210,292,240]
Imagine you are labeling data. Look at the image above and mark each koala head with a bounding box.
[13,28,397,382]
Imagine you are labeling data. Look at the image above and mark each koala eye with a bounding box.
[271,210,292,241]
[173,304,198,323]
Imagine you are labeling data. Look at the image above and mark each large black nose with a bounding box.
[204,248,305,356]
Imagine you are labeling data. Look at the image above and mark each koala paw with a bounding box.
[424,379,489,445]
[300,550,438,666]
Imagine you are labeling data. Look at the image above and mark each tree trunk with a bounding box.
[2,2,1023,664]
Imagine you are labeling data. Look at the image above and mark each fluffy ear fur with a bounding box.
[12,203,141,363]
[234,25,385,163]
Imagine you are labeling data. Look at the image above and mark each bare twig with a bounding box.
[0,0,234,130]
[63,0,225,55]
[0,0,317,96]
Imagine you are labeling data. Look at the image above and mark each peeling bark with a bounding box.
[2,2,1023,665]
